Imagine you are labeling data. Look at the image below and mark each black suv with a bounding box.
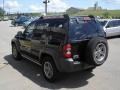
[11,15,108,82]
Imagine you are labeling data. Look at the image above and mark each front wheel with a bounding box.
[42,56,59,82]
[12,44,22,60]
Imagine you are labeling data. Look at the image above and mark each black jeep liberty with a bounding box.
[11,15,108,82]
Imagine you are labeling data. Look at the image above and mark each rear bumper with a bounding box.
[59,58,94,72]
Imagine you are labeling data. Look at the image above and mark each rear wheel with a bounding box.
[42,56,59,82]
[12,44,22,60]
[85,37,108,66]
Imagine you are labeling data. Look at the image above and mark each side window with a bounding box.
[36,22,49,31]
[33,21,49,40]
[23,22,35,38]
[115,20,120,27]
[113,20,119,27]
[20,17,25,21]
[48,19,66,45]
[107,21,114,28]
[107,20,118,28]
[118,20,120,26]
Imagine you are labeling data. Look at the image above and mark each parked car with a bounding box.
[11,16,30,26]
[23,17,39,28]
[0,17,4,21]
[99,19,120,37]
[9,16,16,20]
[11,15,108,82]
[3,16,9,21]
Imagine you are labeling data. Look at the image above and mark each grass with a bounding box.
[71,10,120,18]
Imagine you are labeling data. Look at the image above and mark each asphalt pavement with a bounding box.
[0,21,120,90]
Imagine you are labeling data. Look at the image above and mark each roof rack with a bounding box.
[40,14,69,20]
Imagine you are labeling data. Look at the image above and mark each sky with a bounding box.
[0,0,120,13]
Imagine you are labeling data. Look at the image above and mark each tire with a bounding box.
[85,37,108,66]
[42,56,59,82]
[12,44,22,60]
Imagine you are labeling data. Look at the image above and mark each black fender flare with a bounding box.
[39,48,61,71]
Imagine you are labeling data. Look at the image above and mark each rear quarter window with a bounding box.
[47,19,67,45]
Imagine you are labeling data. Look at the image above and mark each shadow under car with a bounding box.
[4,54,95,89]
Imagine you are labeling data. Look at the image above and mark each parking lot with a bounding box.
[0,21,120,90]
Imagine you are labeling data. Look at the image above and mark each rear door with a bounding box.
[31,20,48,58]
[31,19,67,58]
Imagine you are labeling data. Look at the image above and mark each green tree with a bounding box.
[103,11,110,18]
[66,7,81,15]
[0,7,4,17]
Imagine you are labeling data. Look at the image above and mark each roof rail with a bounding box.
[39,14,69,20]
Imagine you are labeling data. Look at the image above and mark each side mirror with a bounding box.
[15,31,23,38]
[17,31,23,36]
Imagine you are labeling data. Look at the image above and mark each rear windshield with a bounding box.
[69,18,98,41]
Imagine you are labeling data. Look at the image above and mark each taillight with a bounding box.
[63,44,72,58]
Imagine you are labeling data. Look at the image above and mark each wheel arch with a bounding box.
[39,52,61,72]
[85,37,108,66]
[11,39,21,53]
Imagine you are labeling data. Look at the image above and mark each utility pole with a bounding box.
[8,7,11,17]
[3,0,5,19]
[94,1,98,10]
[43,0,50,16]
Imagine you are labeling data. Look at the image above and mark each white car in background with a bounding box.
[99,19,120,37]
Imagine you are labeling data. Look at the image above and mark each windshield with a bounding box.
[99,21,107,26]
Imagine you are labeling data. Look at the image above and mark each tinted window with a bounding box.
[106,21,113,28]
[49,19,66,33]
[36,21,49,31]
[33,20,48,40]
[23,22,36,38]
[116,20,120,26]
[48,19,67,45]
[118,20,120,25]
[107,20,119,28]
[69,19,98,41]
